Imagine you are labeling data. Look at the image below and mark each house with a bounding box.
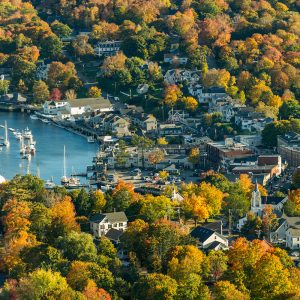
[277,132,300,168]
[164,69,200,85]
[234,108,273,132]
[94,40,122,57]
[43,100,68,115]
[36,61,50,80]
[190,226,228,250]
[188,85,228,104]
[90,211,128,238]
[286,228,300,249]
[235,135,262,149]
[159,124,183,136]
[269,218,289,244]
[105,228,124,244]
[126,111,157,132]
[136,84,149,95]
[208,97,245,122]
[103,114,131,137]
[164,53,188,65]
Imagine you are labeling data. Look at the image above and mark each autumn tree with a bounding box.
[51,20,72,38]
[50,88,62,101]
[181,194,209,224]
[72,35,94,57]
[213,281,249,300]
[14,269,75,300]
[163,84,183,108]
[88,86,102,98]
[157,137,168,145]
[284,189,300,216]
[50,196,80,239]
[148,149,165,165]
[1,199,36,271]
[32,80,50,103]
[133,273,178,300]
[167,245,205,281]
[182,96,198,112]
[188,148,200,166]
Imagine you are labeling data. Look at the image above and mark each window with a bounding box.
[108,224,112,229]
[119,223,123,227]
[100,225,105,229]
[113,223,117,227]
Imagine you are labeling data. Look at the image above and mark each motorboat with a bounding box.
[63,176,81,188]
[23,128,33,139]
[30,114,38,120]
[45,178,56,189]
[41,119,50,124]
[87,136,96,143]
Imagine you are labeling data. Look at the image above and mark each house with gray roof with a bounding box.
[190,226,228,250]
[90,211,128,238]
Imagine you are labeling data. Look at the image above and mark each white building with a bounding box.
[43,100,68,115]
[190,226,228,250]
[90,211,128,238]
[94,41,122,57]
[188,85,228,104]
[164,69,200,85]
[286,228,300,250]
[164,53,188,65]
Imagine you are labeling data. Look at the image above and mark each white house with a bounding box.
[286,228,300,250]
[188,85,228,104]
[190,226,228,250]
[43,100,68,115]
[90,211,128,238]
[164,53,188,65]
[94,40,122,57]
[164,69,200,85]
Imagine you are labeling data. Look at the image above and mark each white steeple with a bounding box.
[251,181,262,208]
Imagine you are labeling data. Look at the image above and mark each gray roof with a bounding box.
[90,211,127,223]
[68,97,112,109]
[105,228,124,241]
[190,226,225,243]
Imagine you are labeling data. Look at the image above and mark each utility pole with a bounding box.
[228,209,232,236]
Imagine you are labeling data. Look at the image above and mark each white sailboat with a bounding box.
[3,121,9,147]
[61,145,69,184]
[60,146,80,187]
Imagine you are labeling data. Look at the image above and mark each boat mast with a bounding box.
[4,121,9,146]
[63,145,66,177]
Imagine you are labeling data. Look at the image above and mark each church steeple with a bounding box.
[251,181,262,208]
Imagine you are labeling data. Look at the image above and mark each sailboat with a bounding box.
[3,121,9,147]
[61,145,69,184]
[60,146,80,187]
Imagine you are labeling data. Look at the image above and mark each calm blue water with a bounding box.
[0,111,98,184]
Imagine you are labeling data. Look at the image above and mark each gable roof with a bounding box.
[68,97,112,110]
[105,228,124,241]
[90,211,128,223]
[190,226,224,243]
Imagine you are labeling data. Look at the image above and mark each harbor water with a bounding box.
[0,111,98,184]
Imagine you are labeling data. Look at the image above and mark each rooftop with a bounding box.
[68,97,112,109]
[90,211,128,223]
